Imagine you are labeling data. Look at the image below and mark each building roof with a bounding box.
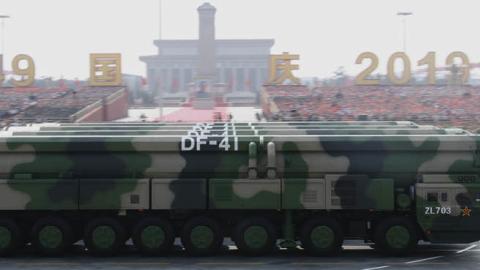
[153,39,275,48]
[139,39,275,61]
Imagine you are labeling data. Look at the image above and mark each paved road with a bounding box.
[1,241,479,270]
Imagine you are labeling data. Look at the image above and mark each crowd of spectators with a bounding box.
[0,86,125,125]
[263,85,480,131]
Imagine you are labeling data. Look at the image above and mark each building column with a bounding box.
[257,68,262,89]
[218,67,223,84]
[147,67,155,94]
[160,68,166,94]
[232,67,237,92]
[239,67,246,91]
[166,68,172,93]
[179,68,185,92]
[156,68,162,96]
[245,67,249,91]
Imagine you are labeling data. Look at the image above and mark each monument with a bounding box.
[140,2,274,107]
[193,3,216,109]
[197,3,216,83]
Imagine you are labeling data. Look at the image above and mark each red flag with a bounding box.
[172,78,179,92]
[228,70,235,91]
[59,79,66,90]
[74,78,81,90]
[245,78,252,91]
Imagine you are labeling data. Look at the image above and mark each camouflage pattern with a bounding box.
[0,121,478,250]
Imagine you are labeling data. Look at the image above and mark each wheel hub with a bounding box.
[92,225,116,249]
[311,225,335,249]
[385,225,410,249]
[141,225,165,249]
[243,225,268,249]
[39,225,63,249]
[190,225,214,249]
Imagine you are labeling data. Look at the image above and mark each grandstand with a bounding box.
[261,85,480,131]
[0,86,128,125]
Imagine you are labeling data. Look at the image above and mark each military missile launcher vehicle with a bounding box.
[0,121,477,257]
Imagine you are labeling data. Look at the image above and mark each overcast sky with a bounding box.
[1,0,479,79]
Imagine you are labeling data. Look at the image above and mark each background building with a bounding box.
[140,2,274,106]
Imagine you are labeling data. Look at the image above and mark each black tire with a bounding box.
[0,218,23,256]
[181,216,223,256]
[84,217,127,256]
[233,217,277,256]
[31,217,73,256]
[300,217,343,256]
[374,217,418,256]
[132,217,174,256]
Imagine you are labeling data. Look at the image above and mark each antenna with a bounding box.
[159,0,163,40]
[0,15,10,57]
[396,11,413,52]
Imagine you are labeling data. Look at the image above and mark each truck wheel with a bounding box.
[181,216,223,256]
[300,217,343,256]
[132,217,174,256]
[0,218,23,256]
[32,217,73,256]
[84,217,127,256]
[233,217,276,256]
[374,217,417,256]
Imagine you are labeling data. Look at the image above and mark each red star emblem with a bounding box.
[462,207,472,217]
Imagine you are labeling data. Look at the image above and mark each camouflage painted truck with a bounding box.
[0,121,477,257]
